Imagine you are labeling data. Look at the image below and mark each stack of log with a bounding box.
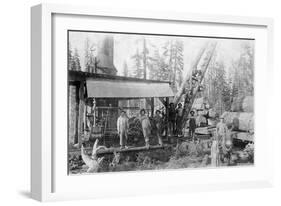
[221,96,254,133]
[231,96,254,113]
[221,112,254,132]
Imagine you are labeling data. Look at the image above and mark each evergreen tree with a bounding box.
[73,48,81,71]
[84,37,91,72]
[84,38,97,73]
[202,60,231,114]
[68,43,81,71]
[123,61,129,77]
[162,40,184,92]
[131,49,144,78]
[142,38,148,79]
[68,43,74,70]
[148,49,169,81]
[228,42,254,102]
[131,37,158,80]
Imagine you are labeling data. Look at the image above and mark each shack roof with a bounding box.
[86,79,174,98]
[69,70,171,84]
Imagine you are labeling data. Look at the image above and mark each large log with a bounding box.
[242,96,254,112]
[195,127,209,135]
[231,96,254,112]
[177,42,218,131]
[69,144,170,156]
[183,43,217,115]
[232,132,254,142]
[221,112,254,132]
[173,43,208,105]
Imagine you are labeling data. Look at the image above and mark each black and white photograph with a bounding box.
[67,31,254,174]
[1,0,279,204]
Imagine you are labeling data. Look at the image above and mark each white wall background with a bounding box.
[0,0,280,205]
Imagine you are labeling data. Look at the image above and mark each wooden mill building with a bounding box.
[68,36,174,146]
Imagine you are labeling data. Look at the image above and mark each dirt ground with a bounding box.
[69,137,254,175]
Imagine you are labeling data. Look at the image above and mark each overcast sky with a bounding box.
[69,31,254,77]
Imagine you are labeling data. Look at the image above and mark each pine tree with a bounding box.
[131,49,144,78]
[142,38,148,79]
[68,43,73,70]
[123,61,129,77]
[162,40,184,92]
[202,60,231,114]
[73,48,81,71]
[148,49,169,81]
[84,37,91,72]
[84,37,96,73]
[230,42,254,97]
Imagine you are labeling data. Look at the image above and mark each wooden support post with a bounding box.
[93,98,96,126]
[77,81,85,146]
[151,98,154,117]
[74,83,79,144]
[165,97,169,138]
[69,144,171,156]
[83,103,87,131]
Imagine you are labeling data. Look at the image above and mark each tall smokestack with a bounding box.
[97,36,117,75]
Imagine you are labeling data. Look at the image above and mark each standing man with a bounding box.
[216,117,228,162]
[153,110,164,146]
[188,110,197,141]
[223,124,233,165]
[168,103,176,136]
[117,110,129,149]
[175,103,184,136]
[216,117,227,144]
[211,134,219,167]
[139,109,152,148]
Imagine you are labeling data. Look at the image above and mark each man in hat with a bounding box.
[216,117,227,143]
[216,117,228,162]
[223,124,233,165]
[176,103,184,136]
[168,103,176,136]
[139,109,151,148]
[153,110,164,146]
[117,110,129,149]
[188,110,197,141]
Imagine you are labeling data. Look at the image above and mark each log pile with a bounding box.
[221,112,254,132]
[231,96,254,113]
[195,127,209,135]
[232,132,254,142]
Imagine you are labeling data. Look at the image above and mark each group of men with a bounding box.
[167,102,185,137]
[117,103,233,167]
[167,102,199,140]
[117,102,200,149]
[117,109,164,149]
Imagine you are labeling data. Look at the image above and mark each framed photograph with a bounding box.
[31,3,274,201]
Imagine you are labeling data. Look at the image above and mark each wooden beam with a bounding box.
[74,84,79,144]
[69,144,171,156]
[77,81,85,146]
[68,70,171,84]
[151,98,154,117]
[165,97,169,138]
